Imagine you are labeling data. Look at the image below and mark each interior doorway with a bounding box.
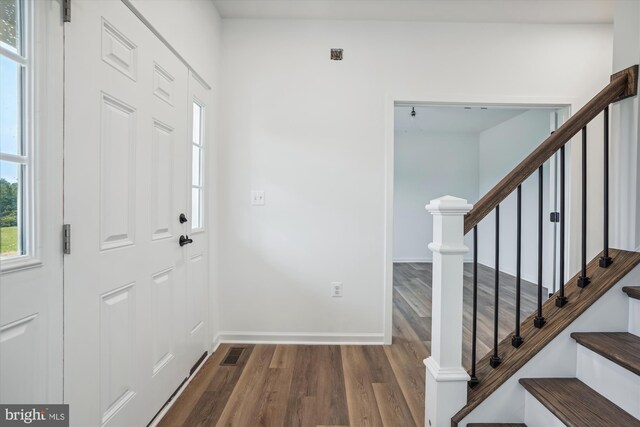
[389,103,567,365]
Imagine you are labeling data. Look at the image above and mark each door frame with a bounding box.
[382,94,579,344]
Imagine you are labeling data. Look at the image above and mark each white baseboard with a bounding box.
[217,331,385,345]
[211,334,221,352]
[393,258,473,263]
[393,258,432,263]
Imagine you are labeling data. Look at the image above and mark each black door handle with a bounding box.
[179,235,193,246]
[179,213,188,224]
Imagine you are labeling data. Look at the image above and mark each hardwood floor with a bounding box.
[394,262,542,369]
[158,263,543,427]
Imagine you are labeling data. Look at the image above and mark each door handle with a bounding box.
[179,235,193,246]
[179,213,188,224]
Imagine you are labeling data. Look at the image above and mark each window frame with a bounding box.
[1,0,39,272]
[190,97,205,233]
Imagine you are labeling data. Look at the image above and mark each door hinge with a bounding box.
[63,0,71,23]
[550,212,560,223]
[63,224,71,254]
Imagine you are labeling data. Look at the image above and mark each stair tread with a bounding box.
[519,378,640,427]
[571,332,640,375]
[623,286,640,300]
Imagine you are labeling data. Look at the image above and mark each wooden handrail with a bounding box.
[464,65,639,235]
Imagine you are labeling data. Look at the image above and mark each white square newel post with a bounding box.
[424,196,473,427]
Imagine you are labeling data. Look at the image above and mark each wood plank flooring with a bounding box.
[158,263,542,427]
[394,262,542,370]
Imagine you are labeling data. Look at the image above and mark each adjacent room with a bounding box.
[392,104,562,367]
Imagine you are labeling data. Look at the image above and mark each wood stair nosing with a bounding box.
[519,378,640,427]
[571,331,640,376]
[451,249,640,426]
[623,286,640,300]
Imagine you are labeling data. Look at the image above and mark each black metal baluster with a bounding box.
[556,146,568,307]
[578,127,591,288]
[512,186,524,347]
[600,107,613,268]
[469,226,479,387]
[534,166,546,328]
[490,206,502,368]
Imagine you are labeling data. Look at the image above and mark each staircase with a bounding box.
[423,64,640,427]
[468,284,640,426]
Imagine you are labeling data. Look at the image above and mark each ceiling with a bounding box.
[394,105,547,133]
[211,0,613,24]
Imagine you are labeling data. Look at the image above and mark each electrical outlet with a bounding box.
[251,190,265,205]
[331,282,343,297]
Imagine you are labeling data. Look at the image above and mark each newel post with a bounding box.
[424,196,473,427]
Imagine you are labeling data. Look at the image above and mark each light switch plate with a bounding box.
[251,190,265,205]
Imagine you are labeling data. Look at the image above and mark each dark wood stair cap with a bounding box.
[571,332,640,375]
[623,286,640,300]
[519,378,640,427]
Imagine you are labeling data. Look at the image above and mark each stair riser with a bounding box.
[576,345,640,418]
[523,392,564,427]
[630,298,640,336]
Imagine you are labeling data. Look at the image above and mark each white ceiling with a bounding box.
[394,105,546,133]
[211,0,613,24]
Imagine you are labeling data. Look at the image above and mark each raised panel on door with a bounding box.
[100,283,137,426]
[151,120,174,241]
[100,93,137,250]
[101,17,137,81]
[188,254,206,340]
[0,313,42,403]
[151,269,175,376]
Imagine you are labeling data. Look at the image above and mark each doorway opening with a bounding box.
[389,103,568,368]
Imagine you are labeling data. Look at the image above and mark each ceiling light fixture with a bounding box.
[411,107,416,119]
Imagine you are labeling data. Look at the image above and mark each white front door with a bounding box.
[63,1,204,425]
[0,0,64,405]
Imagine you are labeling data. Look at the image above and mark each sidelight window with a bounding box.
[1,0,31,260]
[191,101,204,230]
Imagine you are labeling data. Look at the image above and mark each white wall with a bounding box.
[393,130,479,262]
[218,19,613,341]
[611,0,640,252]
[477,109,555,285]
